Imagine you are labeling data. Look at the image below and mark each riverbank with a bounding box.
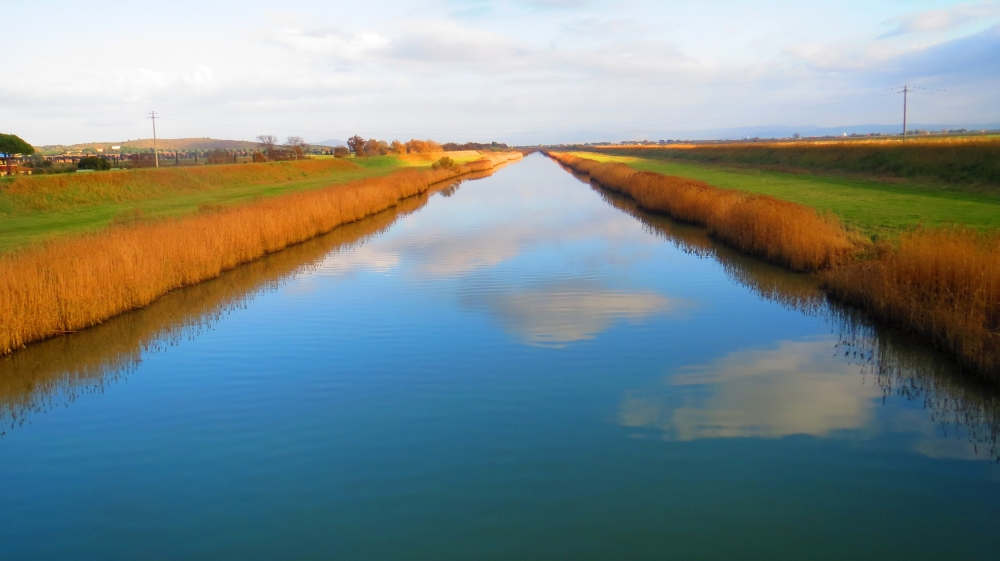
[0,152,522,355]
[584,136,1000,188]
[561,151,1000,238]
[548,151,1000,381]
[0,151,489,253]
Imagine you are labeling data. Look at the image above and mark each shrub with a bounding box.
[431,156,457,170]
[78,156,112,171]
[206,149,234,165]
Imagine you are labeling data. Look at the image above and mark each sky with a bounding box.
[3,0,998,145]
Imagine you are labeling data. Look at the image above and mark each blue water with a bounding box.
[2,154,999,560]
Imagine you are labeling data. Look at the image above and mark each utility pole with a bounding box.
[901,85,910,141]
[148,110,159,168]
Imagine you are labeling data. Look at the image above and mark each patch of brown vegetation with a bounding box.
[824,228,1000,377]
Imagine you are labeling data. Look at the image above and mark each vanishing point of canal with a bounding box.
[2,154,999,559]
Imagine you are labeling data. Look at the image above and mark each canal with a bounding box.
[2,153,998,560]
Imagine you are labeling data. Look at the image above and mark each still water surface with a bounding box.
[2,154,1000,559]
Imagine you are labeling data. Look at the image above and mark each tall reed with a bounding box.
[550,152,859,272]
[824,229,1000,377]
[0,153,521,355]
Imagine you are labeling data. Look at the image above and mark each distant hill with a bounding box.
[38,138,261,153]
[313,139,347,147]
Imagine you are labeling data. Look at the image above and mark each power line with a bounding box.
[890,85,945,140]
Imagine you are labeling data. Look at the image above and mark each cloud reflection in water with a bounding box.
[619,337,988,460]
[620,338,880,439]
[464,282,680,347]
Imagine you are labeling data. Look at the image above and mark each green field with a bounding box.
[0,155,456,253]
[569,152,1000,237]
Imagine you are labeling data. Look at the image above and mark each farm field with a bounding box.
[0,152,485,253]
[568,151,1000,237]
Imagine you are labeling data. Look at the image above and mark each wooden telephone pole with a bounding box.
[148,111,159,167]
[895,85,944,141]
[901,85,911,140]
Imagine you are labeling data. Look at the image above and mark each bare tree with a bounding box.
[256,135,278,159]
[286,136,309,159]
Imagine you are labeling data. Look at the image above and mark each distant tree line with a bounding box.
[343,137,509,157]
[441,141,508,151]
[253,135,312,161]
[346,136,444,157]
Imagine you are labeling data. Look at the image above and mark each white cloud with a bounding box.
[389,19,528,68]
[272,28,390,59]
[881,1,1000,37]
[181,65,216,89]
[4,0,1000,145]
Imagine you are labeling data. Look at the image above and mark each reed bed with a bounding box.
[551,151,1000,381]
[593,136,1000,186]
[0,152,521,355]
[824,229,1000,377]
[594,186,826,314]
[550,152,858,272]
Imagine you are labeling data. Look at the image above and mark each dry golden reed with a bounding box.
[0,152,521,355]
[550,152,859,272]
[824,228,1000,377]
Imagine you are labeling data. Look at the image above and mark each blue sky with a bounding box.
[3,0,998,144]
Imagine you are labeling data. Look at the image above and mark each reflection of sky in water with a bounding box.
[464,281,677,346]
[303,162,671,345]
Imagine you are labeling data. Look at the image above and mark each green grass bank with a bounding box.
[568,151,1000,238]
[589,137,1000,186]
[0,153,478,253]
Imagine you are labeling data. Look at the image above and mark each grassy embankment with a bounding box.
[548,149,1000,381]
[0,151,522,355]
[568,139,1000,237]
[591,136,1000,185]
[0,150,488,252]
